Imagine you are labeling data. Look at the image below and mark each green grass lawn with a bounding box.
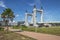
[22,27,60,36]
[12,26,60,36]
[0,31,36,40]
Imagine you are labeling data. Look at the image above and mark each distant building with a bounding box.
[9,21,18,26]
[0,21,5,26]
[17,21,25,26]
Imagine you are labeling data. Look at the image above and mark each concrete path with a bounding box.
[8,27,60,40]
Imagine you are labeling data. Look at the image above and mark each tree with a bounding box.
[1,8,15,32]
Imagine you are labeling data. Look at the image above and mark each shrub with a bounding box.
[0,27,4,31]
[21,25,27,28]
[13,26,20,29]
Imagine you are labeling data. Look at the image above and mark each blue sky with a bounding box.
[0,0,60,22]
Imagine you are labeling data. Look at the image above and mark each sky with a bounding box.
[0,0,60,23]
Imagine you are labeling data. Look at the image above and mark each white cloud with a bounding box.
[13,20,15,22]
[16,14,19,17]
[28,3,35,6]
[9,20,16,23]
[28,0,41,6]
[0,1,7,8]
[0,14,1,17]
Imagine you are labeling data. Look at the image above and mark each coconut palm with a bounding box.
[1,8,15,32]
[1,8,15,21]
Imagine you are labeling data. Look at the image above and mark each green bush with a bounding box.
[0,27,4,31]
[21,25,27,28]
[12,25,27,29]
[13,26,20,29]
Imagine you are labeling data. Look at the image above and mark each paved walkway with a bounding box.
[9,27,60,40]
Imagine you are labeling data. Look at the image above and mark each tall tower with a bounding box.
[25,10,29,26]
[33,5,37,26]
[40,6,43,23]
[31,11,33,24]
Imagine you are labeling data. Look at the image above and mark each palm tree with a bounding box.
[1,8,15,32]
